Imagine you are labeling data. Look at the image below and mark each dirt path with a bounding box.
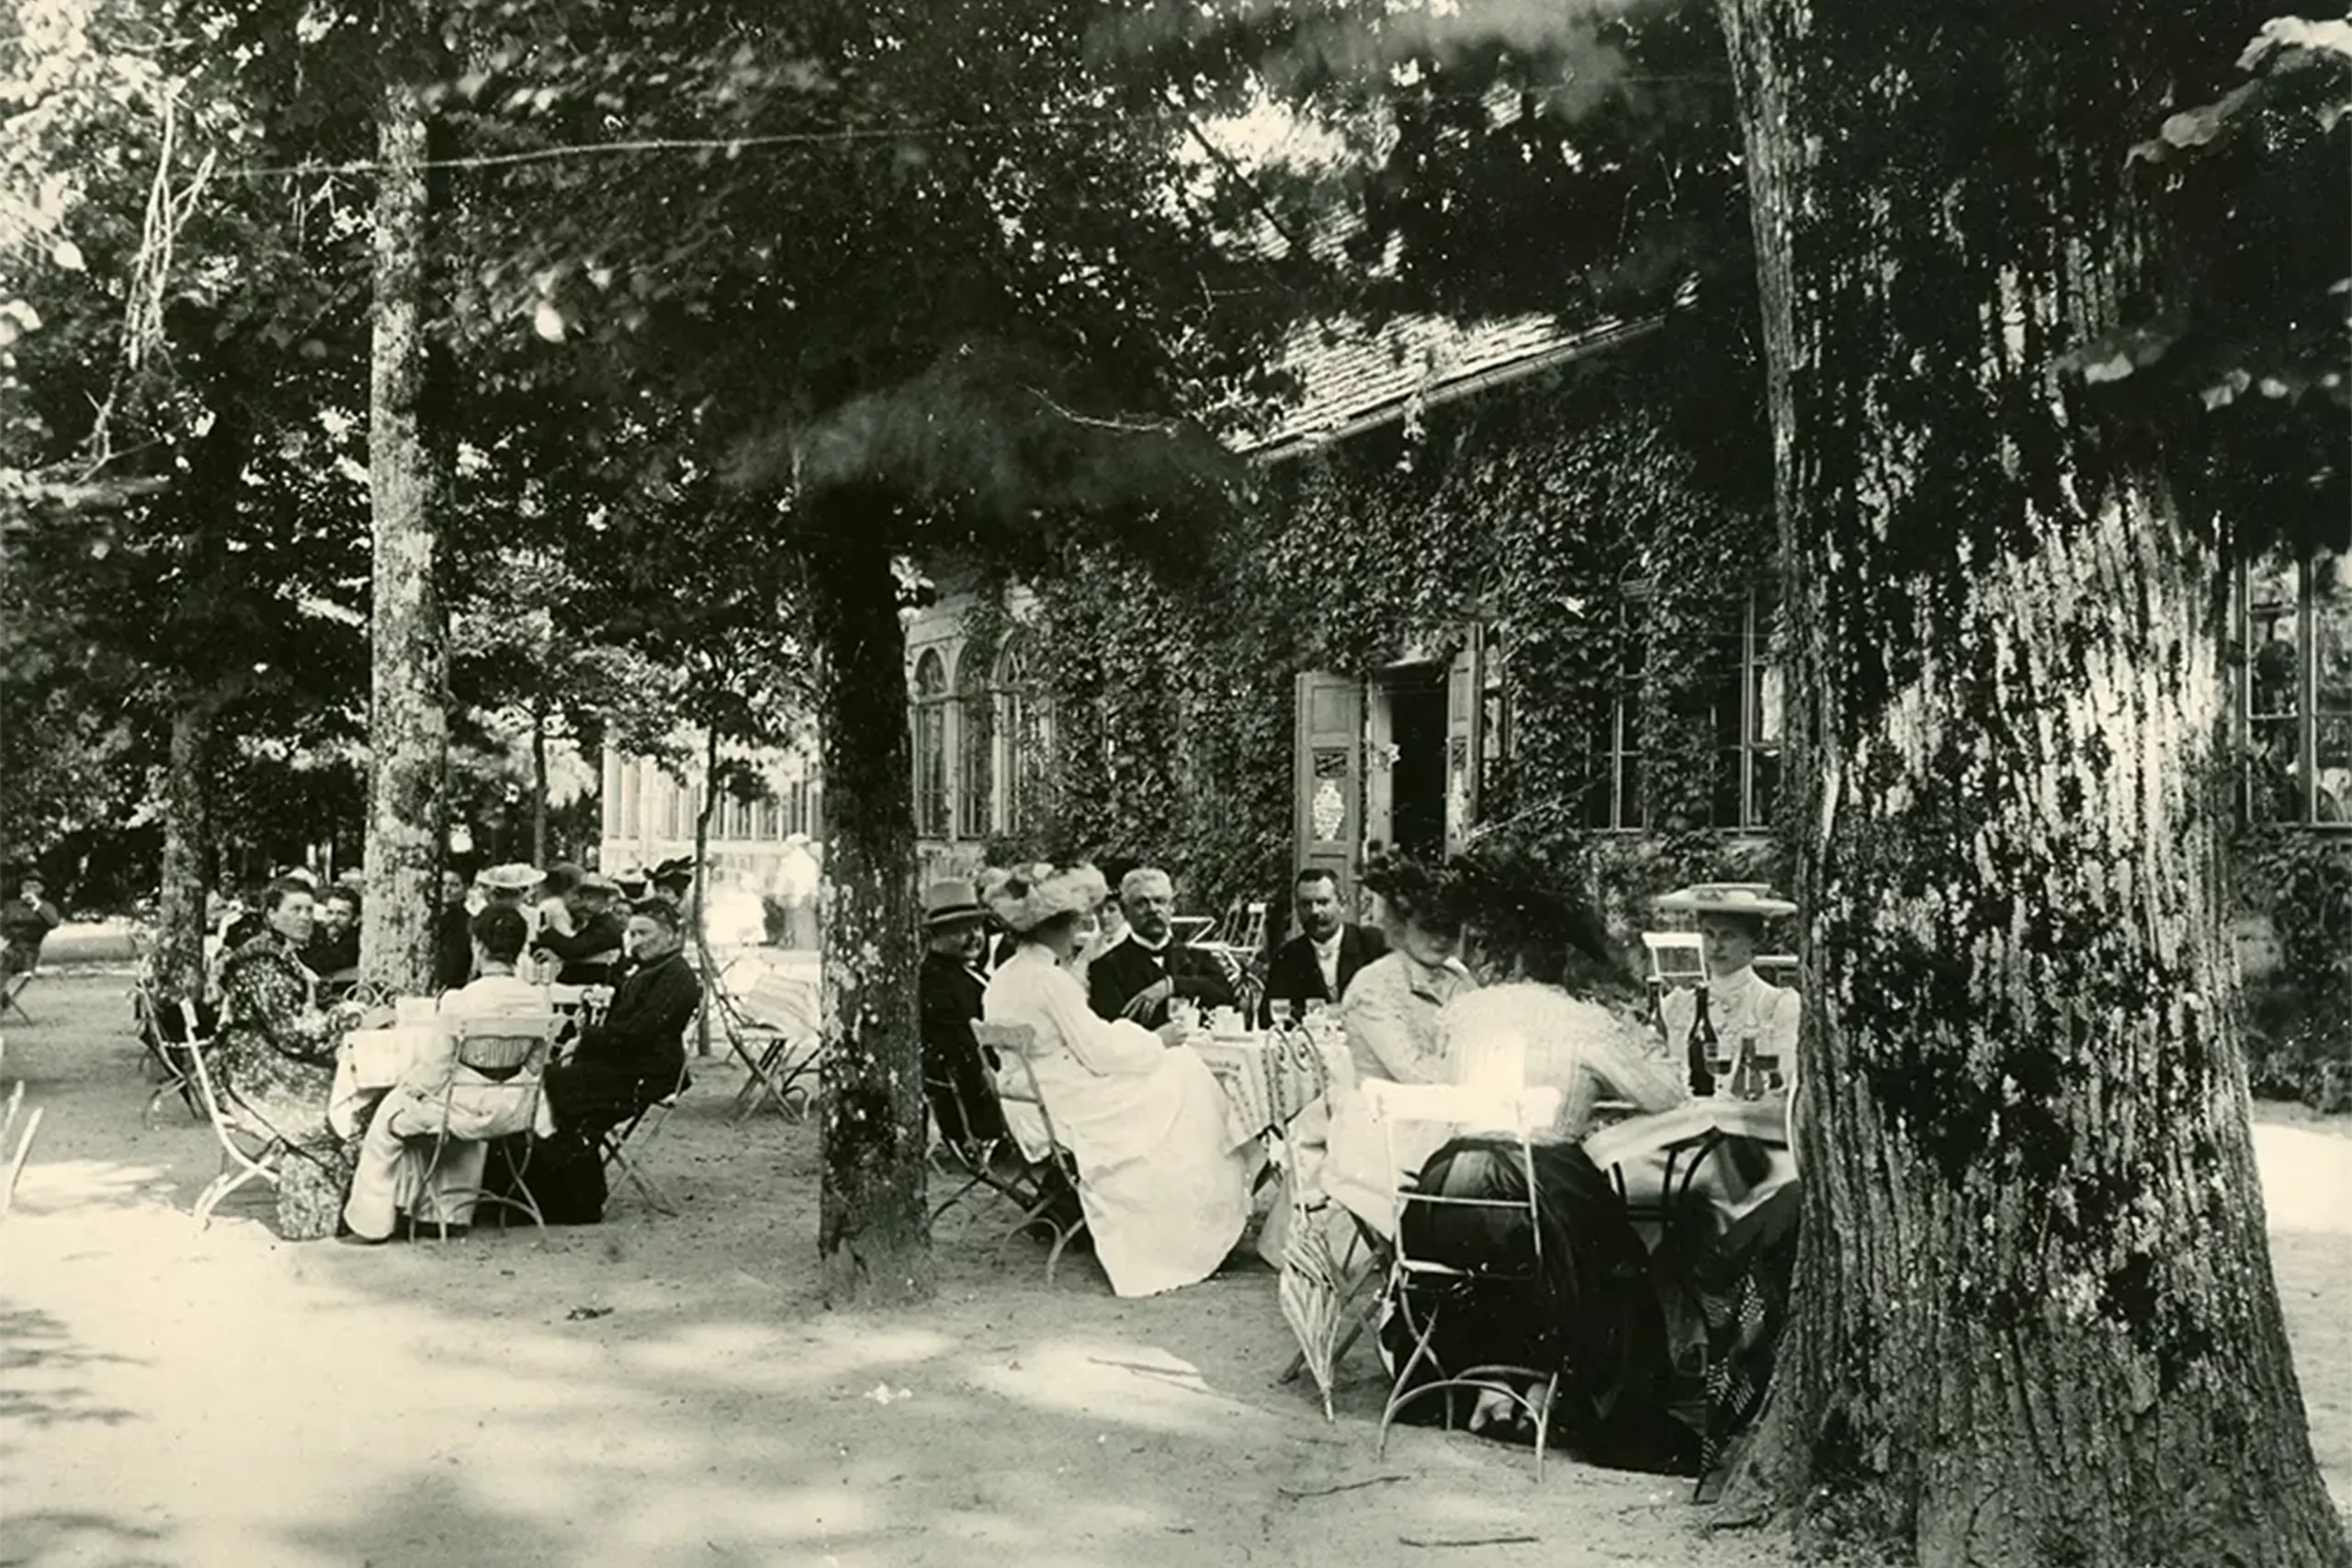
[4,971,2346,1566]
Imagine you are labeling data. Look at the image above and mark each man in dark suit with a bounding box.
[1087,865,1236,1028]
[1262,868,1386,1024]
[544,899,700,1138]
[919,879,1003,1144]
[533,873,628,986]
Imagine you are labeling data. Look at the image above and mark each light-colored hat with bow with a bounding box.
[1654,883,1797,919]
[479,863,544,894]
[986,862,1109,935]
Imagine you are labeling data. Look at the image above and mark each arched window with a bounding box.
[911,649,950,838]
[957,639,996,840]
[998,632,1051,833]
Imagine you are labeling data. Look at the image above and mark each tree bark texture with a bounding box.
[152,701,212,1002]
[807,505,933,1307]
[358,59,447,997]
[1715,4,2348,1564]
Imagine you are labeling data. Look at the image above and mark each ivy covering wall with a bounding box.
[963,334,1792,952]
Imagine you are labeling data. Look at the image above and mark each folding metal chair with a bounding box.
[416,1010,557,1240]
[0,964,36,1025]
[0,1082,41,1223]
[597,1055,691,1216]
[727,965,822,1122]
[1369,1078,1566,1479]
[972,1021,1090,1285]
[185,1031,288,1230]
[132,983,208,1129]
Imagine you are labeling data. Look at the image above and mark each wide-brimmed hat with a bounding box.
[1655,883,1797,919]
[479,863,543,893]
[987,862,1109,935]
[575,873,620,899]
[922,879,988,931]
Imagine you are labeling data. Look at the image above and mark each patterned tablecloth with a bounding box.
[1192,1030,1348,1149]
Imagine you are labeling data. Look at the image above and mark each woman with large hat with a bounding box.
[1652,884,1801,1088]
[981,862,1259,1297]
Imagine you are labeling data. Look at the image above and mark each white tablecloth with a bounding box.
[329,1024,452,1136]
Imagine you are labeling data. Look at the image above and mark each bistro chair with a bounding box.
[0,1081,41,1223]
[972,1021,1090,1286]
[185,1020,288,1230]
[416,1009,558,1241]
[926,1043,1073,1254]
[0,963,37,1025]
[131,978,207,1129]
[598,1055,691,1217]
[728,965,822,1122]
[1369,1078,1565,1480]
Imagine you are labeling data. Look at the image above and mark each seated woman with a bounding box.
[981,862,1258,1299]
[1378,892,1692,1466]
[214,878,370,1239]
[1320,857,1480,1235]
[341,906,555,1244]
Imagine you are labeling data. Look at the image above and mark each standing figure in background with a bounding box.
[303,886,363,998]
[533,874,627,987]
[432,870,476,991]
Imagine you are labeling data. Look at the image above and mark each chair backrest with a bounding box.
[1642,931,1707,985]
[972,1021,1069,1156]
[1365,1078,1560,1277]
[451,1011,554,1075]
[739,969,820,1039]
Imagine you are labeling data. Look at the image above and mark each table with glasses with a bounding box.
[1582,1089,1796,1237]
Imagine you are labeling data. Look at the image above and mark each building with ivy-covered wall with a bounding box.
[896,299,1796,943]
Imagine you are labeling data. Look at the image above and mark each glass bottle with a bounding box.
[1728,1026,1764,1100]
[1688,981,1719,1098]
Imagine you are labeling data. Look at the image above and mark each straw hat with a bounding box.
[986,862,1109,935]
[1654,883,1797,919]
[922,879,988,931]
[479,863,543,894]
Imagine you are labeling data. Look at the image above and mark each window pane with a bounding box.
[1712,747,1742,828]
[959,694,995,838]
[2314,552,2352,716]
[2248,550,2299,720]
[2247,716,2302,825]
[1753,661,1784,746]
[1750,746,1781,830]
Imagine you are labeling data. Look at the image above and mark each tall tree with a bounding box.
[1134,0,2349,1558]
[360,0,450,994]
[1710,2,2347,1562]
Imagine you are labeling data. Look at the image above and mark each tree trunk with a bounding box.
[806,502,932,1307]
[694,725,718,1059]
[530,705,549,868]
[1714,3,2348,1563]
[358,52,447,997]
[152,701,212,1001]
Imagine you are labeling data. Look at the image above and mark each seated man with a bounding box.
[919,880,1004,1145]
[341,905,555,1243]
[1086,865,1237,1029]
[532,873,627,987]
[1261,868,1385,1024]
[542,899,700,1141]
[2,876,62,980]
[302,886,363,997]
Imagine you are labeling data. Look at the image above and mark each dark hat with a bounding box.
[922,879,988,930]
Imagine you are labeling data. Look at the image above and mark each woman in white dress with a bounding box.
[983,862,1258,1298]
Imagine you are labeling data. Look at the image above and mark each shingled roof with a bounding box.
[1237,300,1678,463]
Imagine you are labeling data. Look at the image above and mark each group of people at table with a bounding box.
[198,860,704,1241]
[920,856,1803,1473]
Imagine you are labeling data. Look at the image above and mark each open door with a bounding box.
[1295,671,1364,918]
[1443,627,1486,856]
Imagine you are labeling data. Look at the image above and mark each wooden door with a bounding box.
[1444,627,1486,856]
[1295,671,1365,914]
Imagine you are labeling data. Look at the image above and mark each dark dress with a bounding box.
[533,910,627,987]
[543,947,699,1137]
[431,904,474,990]
[214,931,358,1239]
[921,951,1003,1145]
[1085,937,1238,1028]
[1379,1134,1795,1478]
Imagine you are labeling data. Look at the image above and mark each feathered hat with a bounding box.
[986,861,1108,935]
